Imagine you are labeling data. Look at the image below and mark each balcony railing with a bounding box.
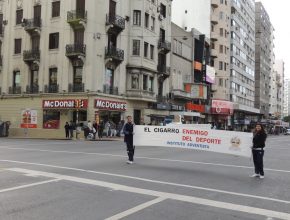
[66,44,86,57]
[26,84,39,94]
[156,95,168,103]
[67,10,87,28]
[106,14,125,34]
[158,39,171,53]
[8,86,21,94]
[23,50,40,62]
[126,89,155,100]
[157,65,170,75]
[44,84,59,93]
[103,84,119,95]
[68,83,84,92]
[105,46,124,63]
[22,18,42,31]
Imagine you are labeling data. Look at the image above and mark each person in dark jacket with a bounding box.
[251,123,267,179]
[64,122,70,139]
[123,116,135,164]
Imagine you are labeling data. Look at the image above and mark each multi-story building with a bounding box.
[0,0,173,137]
[284,78,290,117]
[255,1,274,118]
[272,60,285,119]
[169,23,214,124]
[210,0,259,130]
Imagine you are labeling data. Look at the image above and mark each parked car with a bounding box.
[284,129,290,135]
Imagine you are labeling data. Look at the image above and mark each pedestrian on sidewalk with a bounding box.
[98,120,104,139]
[251,123,267,179]
[123,116,135,164]
[69,121,75,139]
[64,122,70,139]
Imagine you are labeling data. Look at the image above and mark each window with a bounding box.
[219,45,223,53]
[143,75,148,90]
[132,40,140,56]
[219,78,223,86]
[219,28,223,37]
[160,4,166,18]
[151,16,155,31]
[16,9,23,25]
[105,68,114,87]
[13,71,21,87]
[133,10,141,26]
[220,0,223,3]
[49,68,58,85]
[43,111,60,129]
[131,74,139,89]
[145,13,149,28]
[14,39,22,54]
[149,76,154,91]
[52,1,60,18]
[150,45,154,59]
[74,67,83,85]
[219,61,223,70]
[49,33,59,49]
[224,62,227,71]
[144,42,148,58]
[219,11,224,20]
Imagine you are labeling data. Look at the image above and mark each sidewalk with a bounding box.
[6,136,123,141]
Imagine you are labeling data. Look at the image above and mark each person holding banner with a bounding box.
[123,116,135,164]
[251,123,267,179]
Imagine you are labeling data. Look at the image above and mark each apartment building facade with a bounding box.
[284,78,290,118]
[255,1,274,118]
[0,0,172,137]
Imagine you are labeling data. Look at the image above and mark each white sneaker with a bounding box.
[126,161,133,164]
[250,174,260,177]
[259,175,265,179]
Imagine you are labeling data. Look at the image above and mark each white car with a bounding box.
[285,129,290,135]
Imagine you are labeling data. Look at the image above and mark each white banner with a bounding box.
[134,125,253,157]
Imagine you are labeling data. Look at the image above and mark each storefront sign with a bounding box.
[21,109,37,128]
[171,104,185,111]
[95,99,127,111]
[185,84,207,99]
[43,99,88,109]
[185,103,205,113]
[134,125,252,157]
[211,100,234,115]
[206,65,215,84]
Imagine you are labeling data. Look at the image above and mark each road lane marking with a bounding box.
[1,159,290,205]
[0,147,290,174]
[105,197,165,220]
[0,179,60,193]
[8,168,290,220]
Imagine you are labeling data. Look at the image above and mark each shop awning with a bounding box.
[170,111,202,117]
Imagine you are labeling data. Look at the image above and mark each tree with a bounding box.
[283,116,290,122]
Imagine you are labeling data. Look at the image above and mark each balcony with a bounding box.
[22,18,41,35]
[157,65,171,77]
[211,14,219,25]
[105,46,124,64]
[156,95,168,103]
[8,86,21,94]
[26,84,39,94]
[158,39,171,54]
[103,84,119,96]
[210,32,219,41]
[44,84,59,93]
[210,48,218,58]
[183,75,195,84]
[106,14,125,35]
[66,44,86,59]
[211,0,219,8]
[67,10,87,29]
[68,83,84,93]
[23,50,40,63]
[170,89,192,100]
[126,89,155,101]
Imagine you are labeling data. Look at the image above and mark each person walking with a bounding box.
[64,122,70,139]
[123,116,135,164]
[251,123,267,179]
[69,121,74,139]
[98,121,104,139]
[92,121,98,140]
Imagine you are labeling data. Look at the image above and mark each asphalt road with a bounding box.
[0,135,289,220]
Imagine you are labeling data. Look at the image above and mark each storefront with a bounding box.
[94,99,126,125]
[211,100,234,130]
[42,99,88,129]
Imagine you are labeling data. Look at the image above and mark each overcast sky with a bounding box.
[259,0,290,78]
